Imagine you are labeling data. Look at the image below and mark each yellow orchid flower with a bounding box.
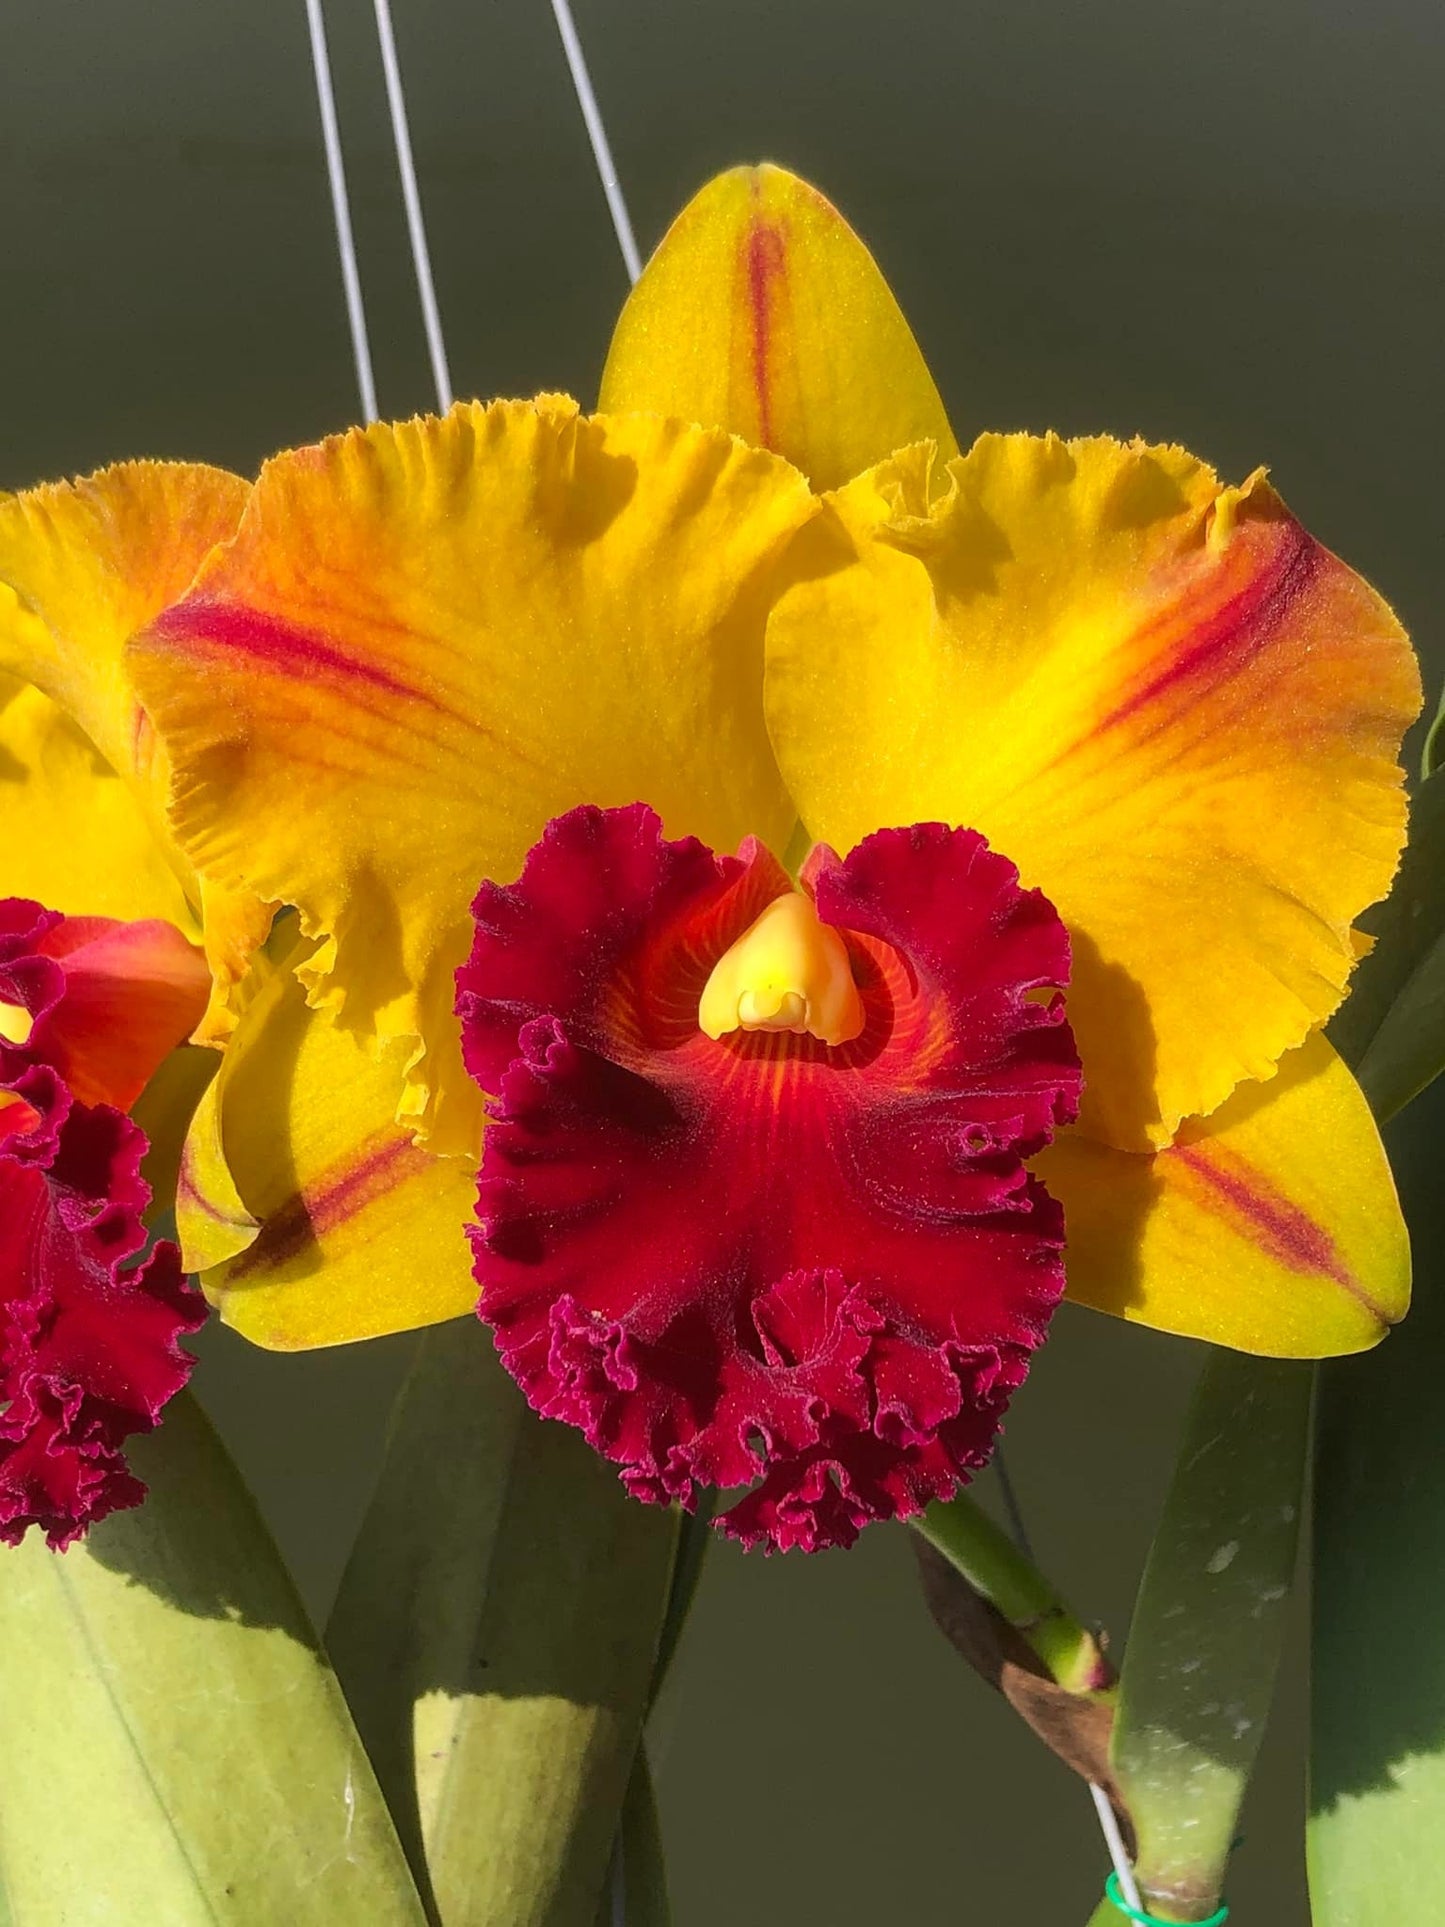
[0,166,1418,1553]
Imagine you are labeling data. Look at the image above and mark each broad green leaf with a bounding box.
[1109,1350,1309,1925]
[1310,1087,1445,1923]
[0,1390,427,1927]
[326,1319,678,1927]
[1330,768,1445,1122]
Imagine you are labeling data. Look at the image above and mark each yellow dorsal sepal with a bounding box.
[699,892,864,1047]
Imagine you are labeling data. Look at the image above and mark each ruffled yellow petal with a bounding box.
[0,676,196,930]
[766,435,1420,1149]
[179,941,477,1350]
[601,163,958,491]
[193,877,276,1046]
[1039,1031,1408,1357]
[130,398,816,1153]
[0,460,249,785]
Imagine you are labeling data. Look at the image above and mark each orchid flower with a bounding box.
[0,166,1419,1553]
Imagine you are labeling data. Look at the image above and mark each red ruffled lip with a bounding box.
[0,898,206,1549]
[457,803,1081,1552]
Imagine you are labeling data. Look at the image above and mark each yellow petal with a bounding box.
[175,944,277,1275]
[0,675,197,931]
[176,1068,260,1275]
[130,398,816,1154]
[0,460,249,785]
[1039,1031,1408,1358]
[180,941,478,1350]
[766,435,1420,1149]
[600,163,958,491]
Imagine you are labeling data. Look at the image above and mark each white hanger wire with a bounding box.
[1092,1783,1146,1916]
[372,0,454,412]
[303,0,378,422]
[549,0,642,286]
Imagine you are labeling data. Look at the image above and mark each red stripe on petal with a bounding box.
[1091,518,1317,745]
[149,596,422,705]
[458,805,1080,1552]
[221,1132,427,1281]
[745,206,786,452]
[1171,1140,1356,1293]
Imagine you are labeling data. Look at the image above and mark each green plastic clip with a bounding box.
[1104,1872,1229,1927]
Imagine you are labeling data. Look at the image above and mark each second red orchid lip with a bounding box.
[0,898,206,1549]
[456,802,1081,1552]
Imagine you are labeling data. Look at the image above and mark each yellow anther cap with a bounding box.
[698,892,864,1047]
[0,1003,34,1047]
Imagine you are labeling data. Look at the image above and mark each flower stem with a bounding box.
[913,1491,1112,1695]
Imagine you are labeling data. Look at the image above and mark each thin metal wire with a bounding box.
[1091,1785,1146,1916]
[303,0,378,422]
[372,0,453,412]
[992,1447,1036,1566]
[548,0,642,285]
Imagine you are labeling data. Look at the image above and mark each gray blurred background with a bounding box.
[4,3,1442,1920]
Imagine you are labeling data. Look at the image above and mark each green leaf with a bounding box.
[646,1490,715,1709]
[1310,1092,1445,1922]
[0,1389,427,1927]
[326,1319,678,1927]
[593,1747,671,1927]
[1308,758,1445,1915]
[1109,1350,1310,1925]
[1330,768,1445,1122]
